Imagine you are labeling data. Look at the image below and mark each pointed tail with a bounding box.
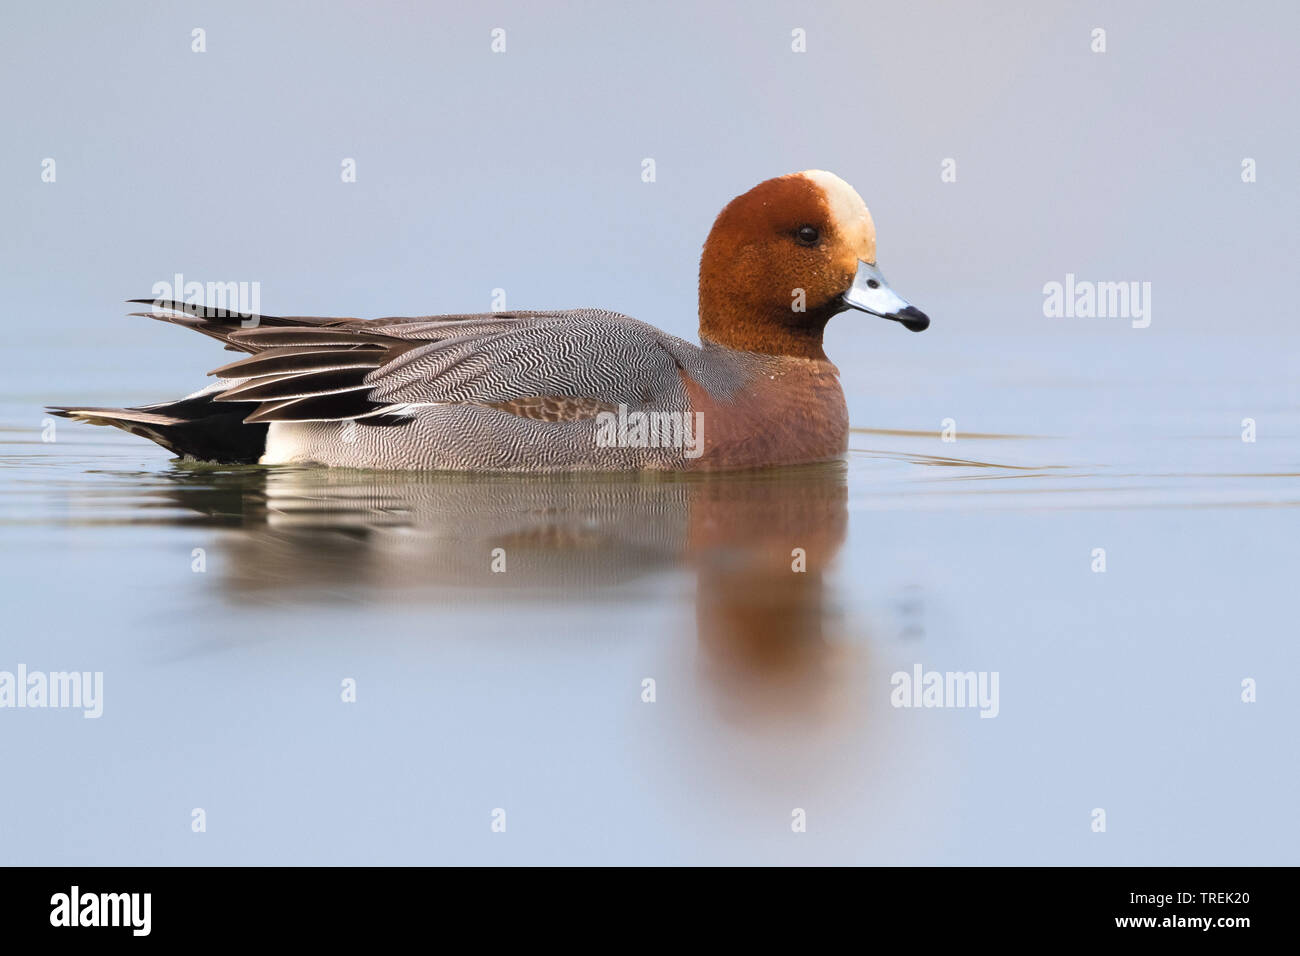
[48,392,268,464]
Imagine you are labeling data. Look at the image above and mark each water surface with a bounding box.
[1,331,1296,864]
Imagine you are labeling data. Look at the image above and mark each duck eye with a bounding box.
[795,225,819,245]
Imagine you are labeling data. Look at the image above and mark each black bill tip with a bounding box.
[891,306,930,333]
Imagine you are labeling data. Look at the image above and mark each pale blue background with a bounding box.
[1,1,1296,866]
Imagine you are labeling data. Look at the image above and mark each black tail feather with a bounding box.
[48,393,268,464]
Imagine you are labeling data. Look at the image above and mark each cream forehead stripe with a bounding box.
[799,169,876,263]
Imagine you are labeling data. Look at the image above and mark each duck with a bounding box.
[50,170,929,471]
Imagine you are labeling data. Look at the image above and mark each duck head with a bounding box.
[698,170,929,359]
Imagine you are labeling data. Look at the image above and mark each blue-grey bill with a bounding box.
[842,260,930,332]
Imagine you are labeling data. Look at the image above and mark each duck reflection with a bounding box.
[159,461,851,710]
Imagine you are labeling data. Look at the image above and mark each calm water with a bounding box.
[1,330,1296,865]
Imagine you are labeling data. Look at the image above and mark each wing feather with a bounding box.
[130,300,693,424]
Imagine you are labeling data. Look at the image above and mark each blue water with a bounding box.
[1,329,1295,864]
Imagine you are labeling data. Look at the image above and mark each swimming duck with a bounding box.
[50,170,929,471]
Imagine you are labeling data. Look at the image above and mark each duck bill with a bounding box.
[842,260,930,332]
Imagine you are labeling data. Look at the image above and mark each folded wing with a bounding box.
[128,301,691,425]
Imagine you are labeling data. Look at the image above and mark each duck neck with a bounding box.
[698,293,840,361]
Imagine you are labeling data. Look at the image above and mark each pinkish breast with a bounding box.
[680,360,849,470]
